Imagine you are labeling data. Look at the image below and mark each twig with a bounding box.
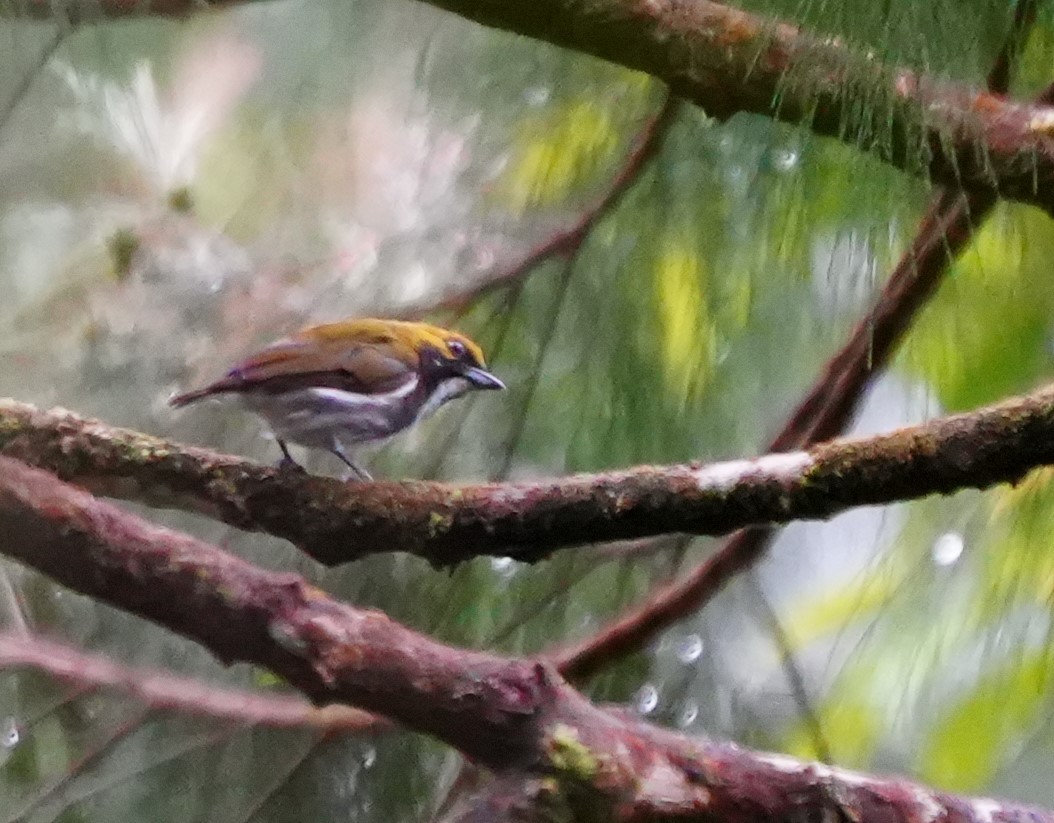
[2,706,154,823]
[744,574,832,763]
[0,632,379,733]
[494,248,578,480]
[0,28,65,137]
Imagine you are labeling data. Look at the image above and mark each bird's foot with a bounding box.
[339,464,373,483]
[275,439,308,473]
[277,455,308,474]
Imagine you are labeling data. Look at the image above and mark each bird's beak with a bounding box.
[460,365,506,391]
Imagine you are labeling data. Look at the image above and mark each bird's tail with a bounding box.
[168,387,216,408]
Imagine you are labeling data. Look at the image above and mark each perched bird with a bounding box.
[170,318,505,479]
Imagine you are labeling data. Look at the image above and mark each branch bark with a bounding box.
[0,456,1049,823]
[4,384,1054,565]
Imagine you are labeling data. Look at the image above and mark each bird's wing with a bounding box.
[170,337,416,406]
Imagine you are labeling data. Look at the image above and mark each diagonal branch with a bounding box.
[0,632,380,733]
[6,382,1054,565]
[554,6,1048,680]
[0,456,1049,823]
[399,94,681,319]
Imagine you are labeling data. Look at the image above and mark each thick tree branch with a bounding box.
[4,383,1054,565]
[0,457,1048,823]
[0,632,380,733]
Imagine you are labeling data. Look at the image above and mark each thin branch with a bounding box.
[743,574,832,763]
[5,0,260,23]
[986,0,1039,96]
[3,706,154,823]
[0,457,1049,823]
[0,27,65,136]
[494,246,578,479]
[0,632,380,733]
[399,95,680,320]
[553,18,1051,681]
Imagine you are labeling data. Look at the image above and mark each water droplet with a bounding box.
[675,633,704,664]
[2,717,20,749]
[772,147,799,171]
[932,532,964,566]
[472,245,496,271]
[490,556,518,580]
[678,701,698,728]
[362,746,376,769]
[524,86,551,107]
[635,684,659,715]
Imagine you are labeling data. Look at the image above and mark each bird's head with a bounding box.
[301,318,502,390]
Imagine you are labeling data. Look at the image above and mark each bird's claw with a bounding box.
[277,456,308,474]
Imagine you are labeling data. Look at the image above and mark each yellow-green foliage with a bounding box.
[782,572,902,649]
[652,234,752,405]
[1013,17,1054,94]
[167,186,195,214]
[548,724,598,781]
[901,205,1054,411]
[782,697,881,766]
[920,654,1053,790]
[654,243,714,401]
[981,467,1054,610]
[107,228,140,281]
[493,99,625,214]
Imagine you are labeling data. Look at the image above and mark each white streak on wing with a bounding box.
[244,376,420,448]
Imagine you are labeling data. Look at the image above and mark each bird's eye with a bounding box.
[448,339,467,358]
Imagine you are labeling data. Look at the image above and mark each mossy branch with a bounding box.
[3,385,1054,565]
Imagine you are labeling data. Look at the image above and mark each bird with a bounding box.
[170,317,505,479]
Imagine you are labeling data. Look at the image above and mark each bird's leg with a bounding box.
[276,439,305,472]
[331,443,373,481]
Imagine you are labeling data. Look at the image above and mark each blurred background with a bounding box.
[3,0,1054,820]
